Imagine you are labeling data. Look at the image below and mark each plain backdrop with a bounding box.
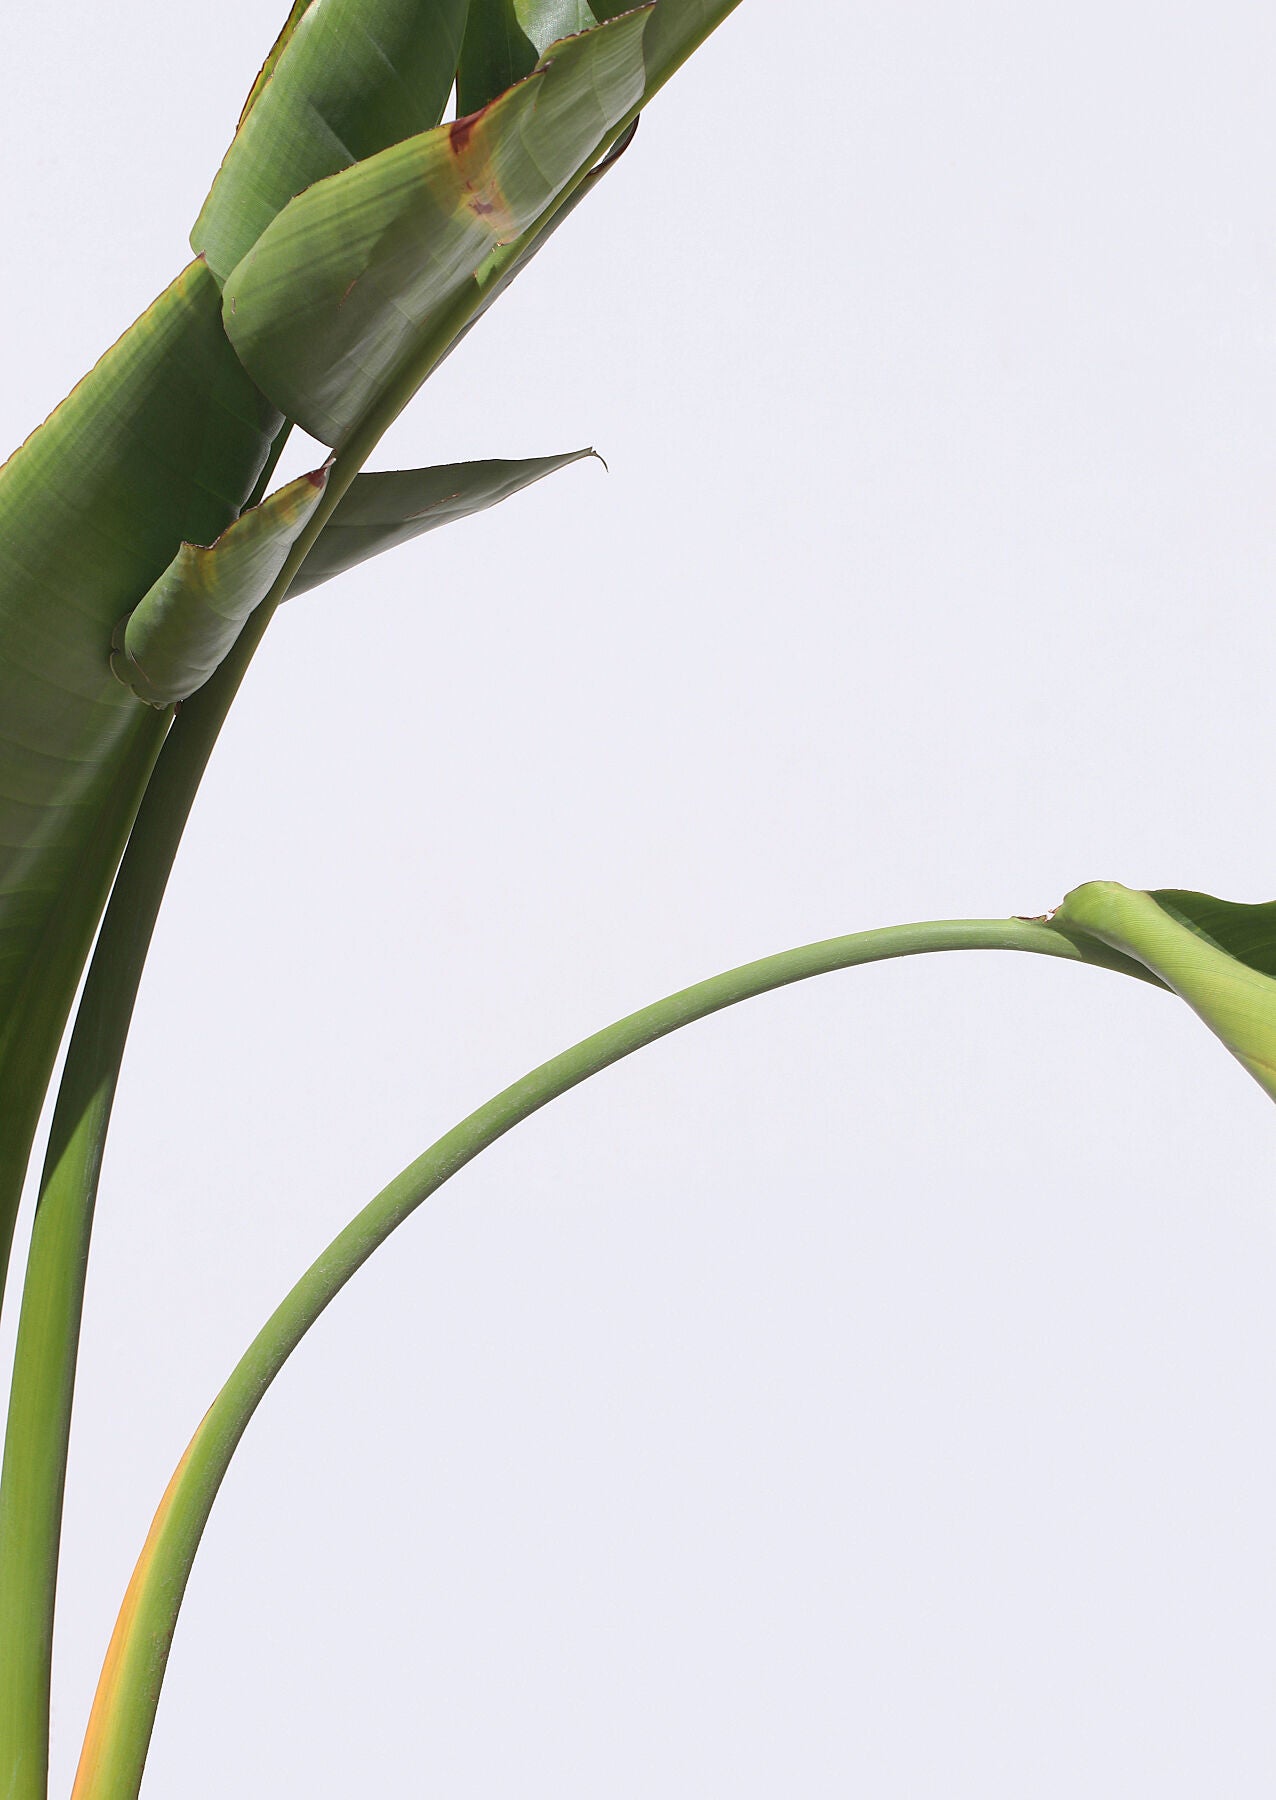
[4,2,1276,1793]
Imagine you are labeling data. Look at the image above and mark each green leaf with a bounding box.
[288,449,597,596]
[221,8,653,446]
[444,0,742,399]
[193,0,470,283]
[639,0,743,103]
[458,0,745,121]
[0,259,280,1283]
[234,0,312,133]
[1051,882,1276,1102]
[1147,889,1276,979]
[457,0,639,114]
[110,469,331,707]
[457,0,540,113]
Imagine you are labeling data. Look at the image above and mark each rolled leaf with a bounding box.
[0,261,280,1281]
[194,0,469,282]
[1051,882,1276,1102]
[221,9,652,445]
[289,449,596,595]
[111,469,331,707]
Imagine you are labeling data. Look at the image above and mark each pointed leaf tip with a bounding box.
[288,448,594,596]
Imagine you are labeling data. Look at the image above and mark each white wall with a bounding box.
[4,2,1276,1793]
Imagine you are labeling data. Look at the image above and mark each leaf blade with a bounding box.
[288,449,596,595]
[194,0,470,282]
[221,9,653,445]
[1147,889,1276,980]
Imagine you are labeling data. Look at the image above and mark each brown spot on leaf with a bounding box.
[450,115,478,156]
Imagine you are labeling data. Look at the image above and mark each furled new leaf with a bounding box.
[0,260,281,1289]
[1051,882,1276,1102]
[221,9,652,445]
[194,0,470,282]
[111,469,331,707]
[289,449,596,595]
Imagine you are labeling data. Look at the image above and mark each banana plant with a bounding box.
[1,0,1274,1795]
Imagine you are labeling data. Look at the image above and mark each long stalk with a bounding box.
[0,714,169,1320]
[72,915,1155,1800]
[0,607,275,1800]
[0,233,550,1800]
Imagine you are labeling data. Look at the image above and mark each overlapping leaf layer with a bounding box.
[0,263,281,1275]
[0,0,746,1290]
[221,9,652,444]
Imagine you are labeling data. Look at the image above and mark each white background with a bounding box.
[5,1,1276,1793]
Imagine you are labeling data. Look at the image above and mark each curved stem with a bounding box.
[72,915,1152,1800]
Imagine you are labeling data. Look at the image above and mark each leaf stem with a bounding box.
[0,605,278,1800]
[71,914,1152,1799]
[0,714,169,1323]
